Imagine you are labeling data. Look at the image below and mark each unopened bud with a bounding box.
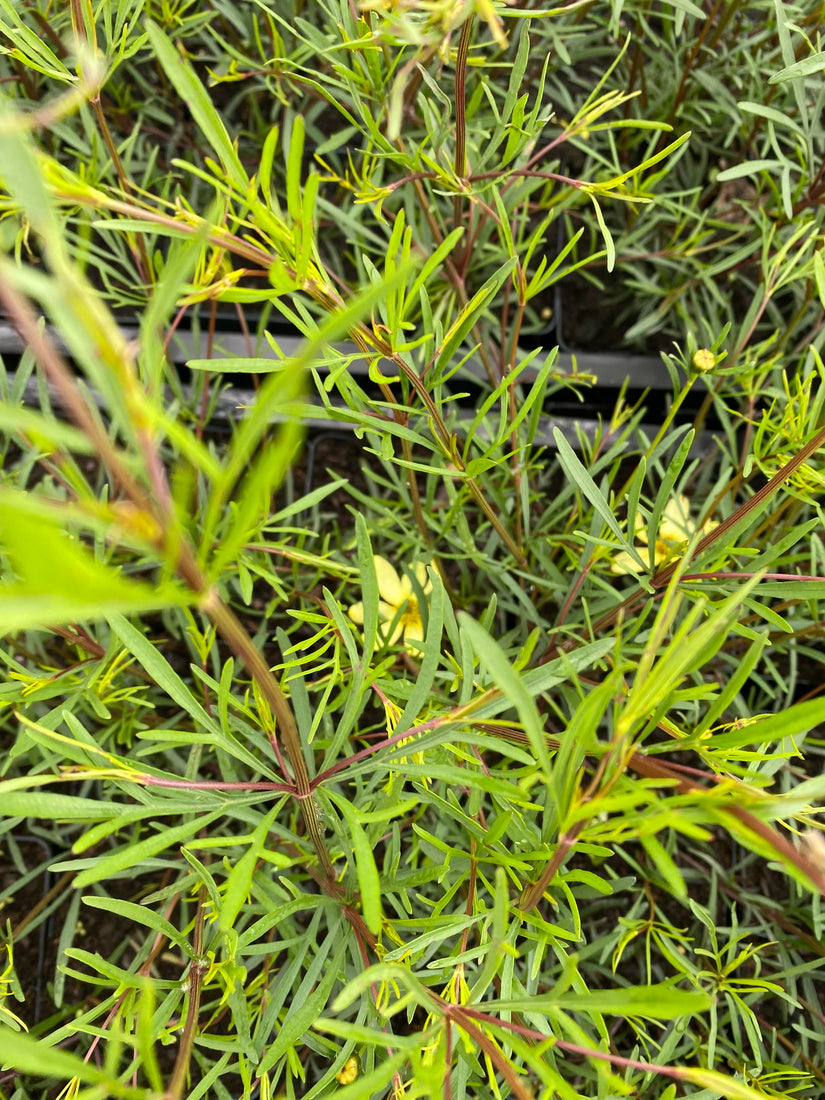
[692,348,716,372]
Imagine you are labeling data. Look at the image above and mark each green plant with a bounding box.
[1,3,825,1099]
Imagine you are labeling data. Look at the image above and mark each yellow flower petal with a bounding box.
[660,494,692,541]
[347,601,365,625]
[412,561,432,593]
[611,550,644,575]
[404,617,425,644]
[373,555,407,607]
[380,619,405,646]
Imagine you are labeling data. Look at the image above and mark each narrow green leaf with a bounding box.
[717,697,825,749]
[140,217,214,397]
[209,413,304,577]
[0,402,97,454]
[495,983,711,1019]
[286,114,305,222]
[587,194,615,272]
[0,1027,128,1090]
[0,790,135,820]
[108,613,220,733]
[814,249,825,310]
[769,50,825,83]
[640,834,686,899]
[401,226,464,323]
[459,613,553,780]
[73,808,226,888]
[259,124,280,202]
[680,1068,785,1100]
[258,937,347,1073]
[0,493,189,631]
[219,806,280,934]
[552,430,641,559]
[186,357,281,373]
[0,100,62,252]
[737,100,803,134]
[83,896,195,957]
[144,20,248,186]
[200,263,413,566]
[435,258,517,371]
[716,159,783,181]
[354,514,379,659]
[326,791,382,935]
[396,569,445,733]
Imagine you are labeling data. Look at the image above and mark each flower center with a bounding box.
[398,596,420,628]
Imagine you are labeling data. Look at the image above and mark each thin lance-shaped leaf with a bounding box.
[435,257,517,371]
[679,1067,792,1100]
[494,982,711,1019]
[0,492,190,632]
[108,612,220,735]
[140,215,214,399]
[586,132,691,192]
[814,248,825,309]
[83,896,196,958]
[587,193,615,272]
[0,401,99,454]
[325,790,382,936]
[286,113,305,223]
[0,790,141,821]
[209,394,304,578]
[459,613,553,781]
[219,806,281,935]
[715,698,825,759]
[0,98,63,255]
[73,808,227,889]
[769,50,825,83]
[186,357,283,373]
[396,567,445,734]
[144,20,248,188]
[354,513,379,661]
[0,1027,143,1096]
[553,428,643,564]
[618,576,760,738]
[258,936,348,1074]
[401,226,464,323]
[332,964,434,1014]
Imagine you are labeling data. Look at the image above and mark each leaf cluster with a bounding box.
[0,4,824,1100]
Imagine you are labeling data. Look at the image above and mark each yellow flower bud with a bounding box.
[692,348,716,372]
[335,1056,359,1085]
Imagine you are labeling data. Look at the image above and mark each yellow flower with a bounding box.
[335,1055,359,1085]
[348,554,432,650]
[611,493,717,575]
[692,348,717,372]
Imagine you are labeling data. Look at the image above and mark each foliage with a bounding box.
[1,1,825,1098]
